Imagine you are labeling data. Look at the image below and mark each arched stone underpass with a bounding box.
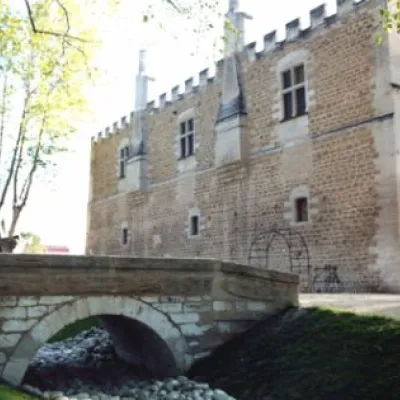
[1,296,191,385]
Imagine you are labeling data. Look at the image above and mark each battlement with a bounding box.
[91,0,374,145]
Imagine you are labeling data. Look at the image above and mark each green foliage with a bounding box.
[0,0,107,236]
[20,231,46,253]
[0,386,39,400]
[47,316,100,343]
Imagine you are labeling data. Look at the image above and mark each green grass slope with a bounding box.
[47,316,100,343]
[0,386,39,400]
[188,307,400,400]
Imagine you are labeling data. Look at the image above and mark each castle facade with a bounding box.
[86,0,400,292]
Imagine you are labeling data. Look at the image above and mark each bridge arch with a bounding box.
[2,296,191,385]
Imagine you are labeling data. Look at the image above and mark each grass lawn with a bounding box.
[0,386,39,400]
[189,306,400,400]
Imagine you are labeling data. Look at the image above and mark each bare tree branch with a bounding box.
[0,72,8,166]
[0,94,29,210]
[23,0,89,42]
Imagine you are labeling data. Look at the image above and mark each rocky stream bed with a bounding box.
[20,327,235,400]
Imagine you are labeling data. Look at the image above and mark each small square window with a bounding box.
[190,215,199,236]
[295,197,309,223]
[122,227,129,245]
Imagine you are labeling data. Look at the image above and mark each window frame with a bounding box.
[119,145,130,179]
[179,117,195,160]
[121,227,129,245]
[294,196,309,223]
[189,215,199,236]
[281,63,307,121]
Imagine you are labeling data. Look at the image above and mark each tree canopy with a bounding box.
[0,0,106,238]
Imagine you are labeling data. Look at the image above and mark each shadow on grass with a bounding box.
[189,307,400,400]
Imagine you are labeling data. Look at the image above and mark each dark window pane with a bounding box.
[294,64,304,84]
[122,228,128,244]
[180,137,186,158]
[180,122,186,135]
[295,87,306,116]
[188,134,194,156]
[282,70,291,89]
[119,161,125,178]
[283,92,293,120]
[190,215,199,236]
[295,197,308,222]
[188,118,194,132]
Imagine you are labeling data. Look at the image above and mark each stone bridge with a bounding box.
[0,255,298,385]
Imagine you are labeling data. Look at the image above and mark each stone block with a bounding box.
[0,307,26,319]
[158,303,182,313]
[18,297,38,306]
[180,323,211,336]
[186,296,202,301]
[183,302,212,313]
[171,313,200,324]
[140,296,159,303]
[2,319,37,333]
[38,296,74,305]
[160,296,185,303]
[0,297,17,306]
[247,301,268,311]
[27,306,48,318]
[0,351,7,364]
[213,301,233,312]
[0,333,21,348]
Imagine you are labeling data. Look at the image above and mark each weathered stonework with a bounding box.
[0,254,298,384]
[87,0,400,292]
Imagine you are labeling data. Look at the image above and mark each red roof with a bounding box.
[45,245,70,253]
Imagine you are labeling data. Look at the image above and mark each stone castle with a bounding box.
[86,0,400,293]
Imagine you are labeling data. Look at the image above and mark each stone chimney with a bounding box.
[125,49,153,192]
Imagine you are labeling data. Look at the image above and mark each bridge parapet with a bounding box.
[0,255,298,299]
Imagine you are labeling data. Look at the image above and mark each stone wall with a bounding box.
[87,0,400,291]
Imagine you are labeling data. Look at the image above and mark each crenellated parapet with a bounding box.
[91,0,372,145]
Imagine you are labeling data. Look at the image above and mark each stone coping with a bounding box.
[0,254,298,283]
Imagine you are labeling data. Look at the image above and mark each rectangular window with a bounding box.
[179,118,195,159]
[119,145,130,179]
[295,197,309,223]
[122,227,128,245]
[190,215,199,236]
[281,64,307,120]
